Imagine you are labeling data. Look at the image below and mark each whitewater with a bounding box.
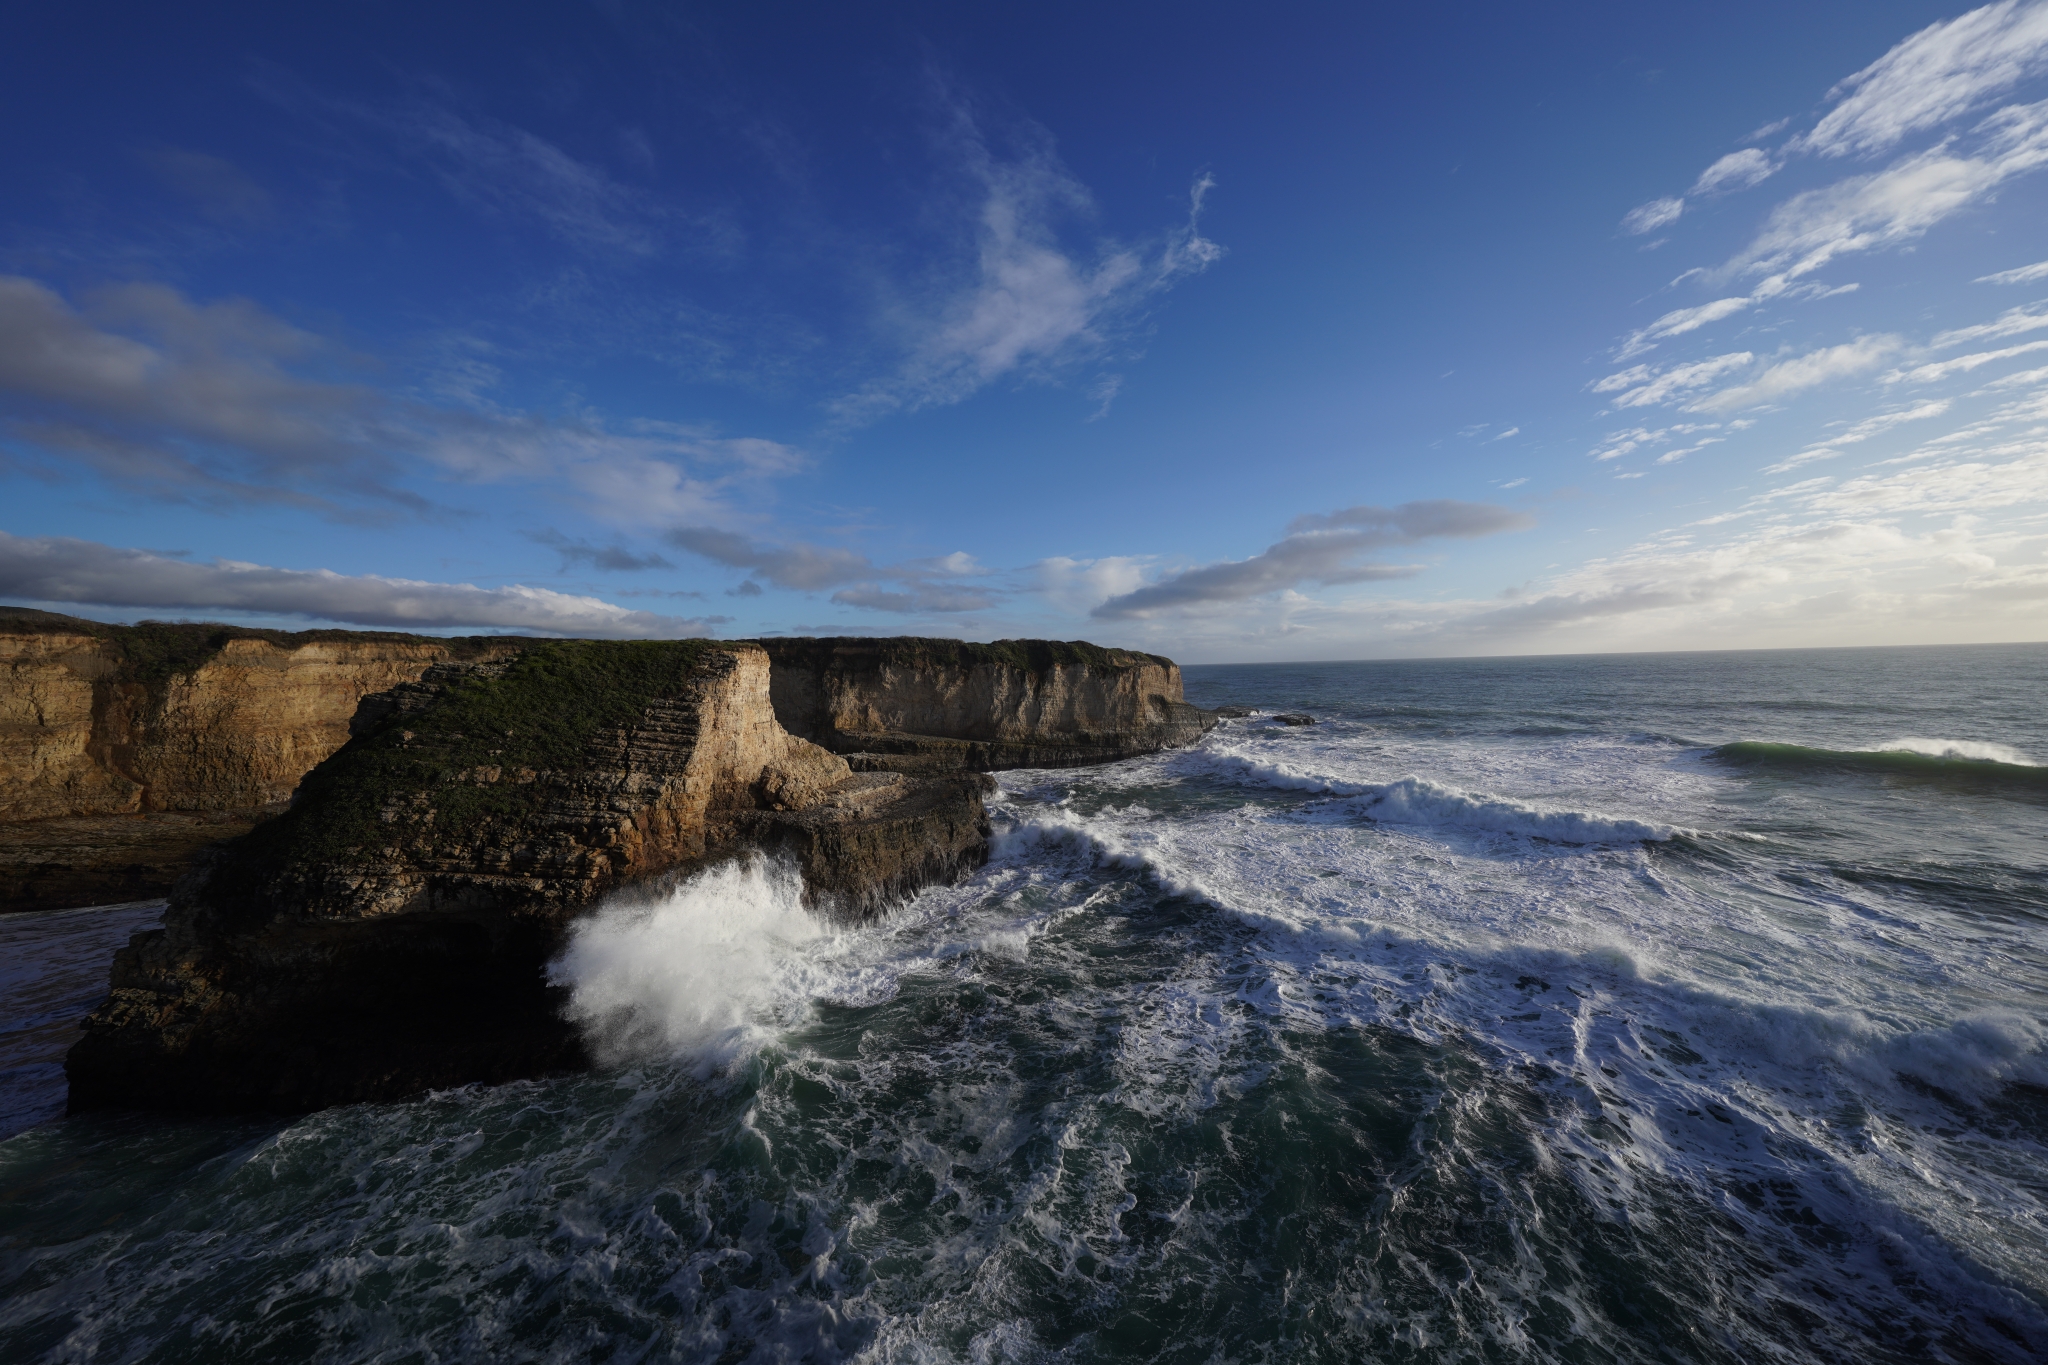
[2,643,2044,1363]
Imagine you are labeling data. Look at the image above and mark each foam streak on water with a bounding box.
[2,645,2046,1363]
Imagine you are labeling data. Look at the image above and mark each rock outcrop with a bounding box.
[760,637,1217,772]
[65,641,990,1113]
[0,609,512,911]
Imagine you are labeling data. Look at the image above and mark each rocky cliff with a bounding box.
[65,641,990,1113]
[0,609,511,910]
[760,637,1216,772]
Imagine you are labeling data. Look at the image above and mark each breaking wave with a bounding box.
[1712,738,2048,790]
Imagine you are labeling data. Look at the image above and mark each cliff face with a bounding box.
[66,641,990,1113]
[0,610,510,909]
[760,637,1217,772]
[0,614,508,820]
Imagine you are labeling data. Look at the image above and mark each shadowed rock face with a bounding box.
[759,637,1217,773]
[65,642,990,1114]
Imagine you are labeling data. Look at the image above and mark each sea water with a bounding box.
[1,644,2043,1363]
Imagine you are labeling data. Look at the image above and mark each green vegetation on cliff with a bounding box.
[757,636,1171,676]
[235,638,714,871]
[0,606,508,687]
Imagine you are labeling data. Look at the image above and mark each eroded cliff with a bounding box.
[0,609,510,909]
[761,636,1217,771]
[65,641,989,1112]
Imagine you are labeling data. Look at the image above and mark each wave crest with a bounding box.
[1712,739,2048,790]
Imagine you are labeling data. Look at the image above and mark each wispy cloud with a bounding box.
[1593,352,1754,408]
[835,105,1221,423]
[1932,302,2048,347]
[253,66,694,258]
[1621,196,1685,236]
[1692,148,1779,194]
[1884,338,2048,383]
[1614,7,2048,360]
[1690,335,1900,413]
[1792,0,2048,158]
[1092,501,1532,618]
[0,533,719,636]
[1761,399,1952,472]
[1976,258,2048,283]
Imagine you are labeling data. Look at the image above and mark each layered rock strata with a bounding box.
[760,636,1217,772]
[65,641,989,1113]
[0,609,511,910]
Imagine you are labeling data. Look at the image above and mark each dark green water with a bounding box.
[3,645,2044,1362]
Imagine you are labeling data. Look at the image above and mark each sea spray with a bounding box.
[551,856,838,1072]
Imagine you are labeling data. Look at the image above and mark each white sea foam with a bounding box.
[1178,745,1673,843]
[1866,735,2040,766]
[1351,775,1675,843]
[552,857,870,1073]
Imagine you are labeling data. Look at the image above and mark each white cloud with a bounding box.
[1093,501,1532,618]
[1599,352,1755,408]
[1117,427,2048,660]
[1762,399,1952,472]
[1976,259,2048,283]
[1621,196,1684,235]
[1795,0,2048,159]
[837,112,1222,422]
[1690,335,1900,413]
[1730,100,2048,290]
[1885,338,2048,382]
[1933,302,2048,347]
[1616,297,1754,358]
[1692,149,1780,194]
[0,534,716,636]
[1975,363,2048,390]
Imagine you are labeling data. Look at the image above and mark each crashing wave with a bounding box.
[1712,739,2048,789]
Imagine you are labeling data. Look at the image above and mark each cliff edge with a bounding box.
[0,608,512,910]
[761,636,1216,772]
[65,640,989,1113]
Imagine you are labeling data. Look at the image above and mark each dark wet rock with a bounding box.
[1273,713,1318,726]
[1213,706,1258,718]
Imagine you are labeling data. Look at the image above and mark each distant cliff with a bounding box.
[0,609,510,910]
[761,637,1216,772]
[2,617,1216,911]
[66,641,990,1113]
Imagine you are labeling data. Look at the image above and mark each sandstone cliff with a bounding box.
[0,609,510,910]
[761,637,1216,772]
[65,641,989,1113]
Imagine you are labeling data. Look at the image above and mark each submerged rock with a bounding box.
[1213,706,1257,718]
[1273,713,1317,726]
[65,642,989,1114]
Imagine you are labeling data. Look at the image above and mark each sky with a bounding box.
[3,0,2047,662]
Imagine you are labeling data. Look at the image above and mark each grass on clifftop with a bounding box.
[235,638,715,872]
[0,606,511,687]
[760,636,1173,675]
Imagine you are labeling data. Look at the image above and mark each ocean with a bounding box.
[2,644,2044,1363]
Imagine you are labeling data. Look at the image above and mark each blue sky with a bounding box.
[4,0,2046,660]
